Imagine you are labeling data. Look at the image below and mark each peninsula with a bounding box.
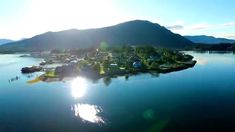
[22,45,196,82]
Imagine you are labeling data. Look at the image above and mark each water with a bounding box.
[1,52,235,132]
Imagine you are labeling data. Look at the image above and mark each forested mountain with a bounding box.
[0,20,193,52]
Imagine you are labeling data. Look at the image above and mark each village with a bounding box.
[21,45,197,81]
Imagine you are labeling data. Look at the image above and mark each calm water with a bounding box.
[1,52,235,132]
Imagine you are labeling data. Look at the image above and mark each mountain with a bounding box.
[0,39,14,45]
[0,20,193,52]
[185,35,235,44]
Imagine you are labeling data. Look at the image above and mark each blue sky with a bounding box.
[0,0,235,40]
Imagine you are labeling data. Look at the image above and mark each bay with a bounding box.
[0,52,235,132]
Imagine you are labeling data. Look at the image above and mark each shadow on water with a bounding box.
[100,72,160,87]
[103,77,112,87]
[36,72,161,86]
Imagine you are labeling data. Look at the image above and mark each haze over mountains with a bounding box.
[0,20,193,51]
[185,35,235,44]
[0,39,14,45]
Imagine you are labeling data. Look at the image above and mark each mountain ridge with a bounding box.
[0,20,193,51]
[0,39,14,45]
[185,35,235,44]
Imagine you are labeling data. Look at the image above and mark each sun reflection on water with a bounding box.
[196,58,208,65]
[70,77,87,98]
[72,103,105,124]
[70,77,105,124]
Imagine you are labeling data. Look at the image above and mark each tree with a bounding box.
[99,41,109,51]
[92,62,101,72]
[51,49,63,54]
[103,60,110,71]
[135,45,157,59]
[150,62,159,69]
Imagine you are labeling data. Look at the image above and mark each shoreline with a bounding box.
[38,60,197,82]
[20,46,198,83]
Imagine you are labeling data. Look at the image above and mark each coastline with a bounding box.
[20,46,198,83]
[38,60,197,82]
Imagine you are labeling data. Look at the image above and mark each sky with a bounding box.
[0,0,235,40]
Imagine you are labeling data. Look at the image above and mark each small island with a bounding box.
[22,45,196,82]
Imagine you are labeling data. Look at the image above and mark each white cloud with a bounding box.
[167,25,184,30]
[222,21,235,27]
[167,20,235,38]
[215,33,235,40]
[167,22,211,35]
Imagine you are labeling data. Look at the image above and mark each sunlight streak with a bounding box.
[70,77,87,98]
[196,58,208,65]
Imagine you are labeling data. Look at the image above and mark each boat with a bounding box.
[21,66,42,73]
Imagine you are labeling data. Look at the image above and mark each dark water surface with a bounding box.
[1,52,235,132]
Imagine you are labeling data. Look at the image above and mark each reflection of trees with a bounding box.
[150,72,160,78]
[103,77,112,86]
[125,75,129,81]
[90,78,99,84]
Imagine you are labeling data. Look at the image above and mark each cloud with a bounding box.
[166,20,185,30]
[167,20,211,32]
[167,20,235,38]
[223,21,235,27]
[218,34,235,40]
[168,20,235,30]
[166,25,184,30]
[227,35,235,39]
[166,22,211,35]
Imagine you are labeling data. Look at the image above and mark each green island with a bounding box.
[21,45,196,82]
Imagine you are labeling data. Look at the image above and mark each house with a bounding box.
[110,63,118,67]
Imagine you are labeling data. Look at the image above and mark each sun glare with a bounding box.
[70,77,87,98]
[3,0,131,39]
[72,103,105,124]
[26,0,120,31]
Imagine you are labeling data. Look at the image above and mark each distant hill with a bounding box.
[190,43,235,51]
[185,35,235,44]
[0,39,14,45]
[0,20,193,52]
